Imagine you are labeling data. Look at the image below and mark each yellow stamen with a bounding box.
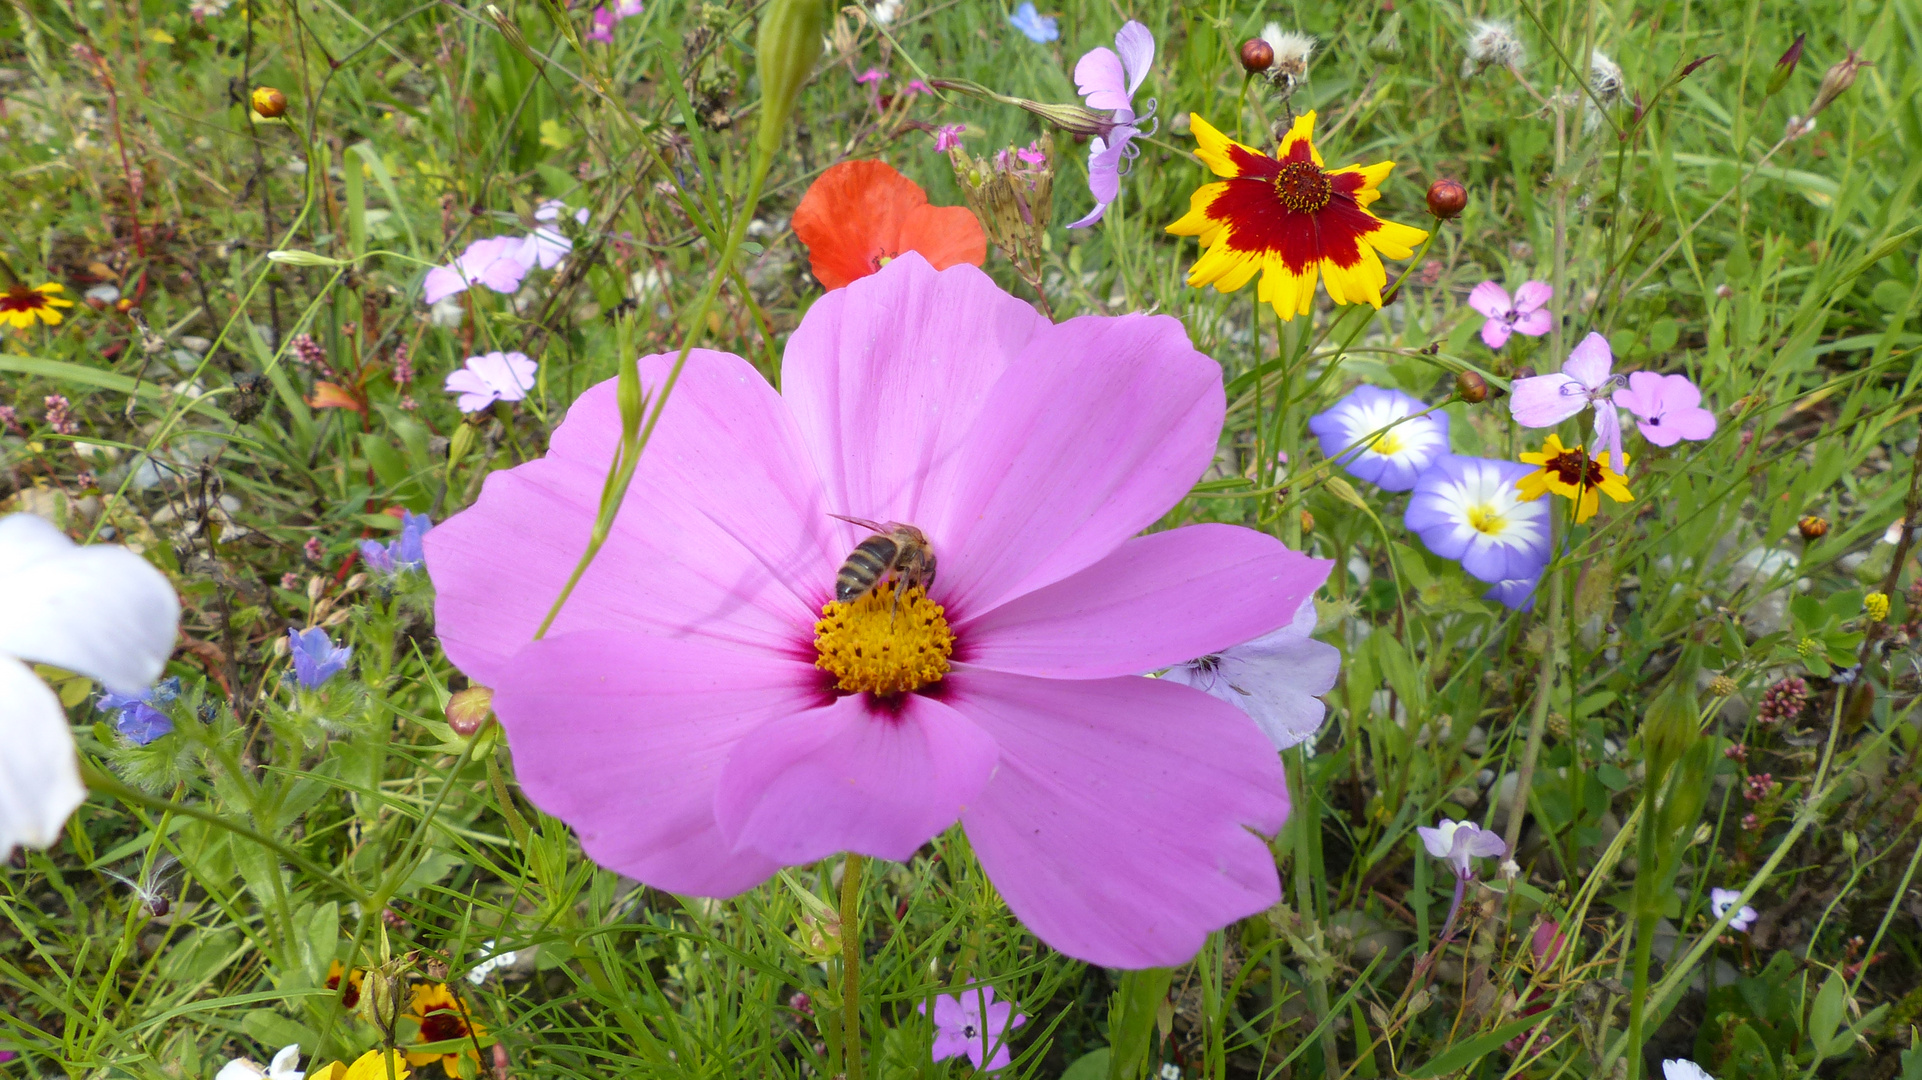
[1466,504,1505,535]
[814,586,953,696]
[1368,431,1405,457]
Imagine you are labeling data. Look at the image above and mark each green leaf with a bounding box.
[1809,972,1846,1056]
[1406,1009,1564,1078]
[1063,1048,1112,1080]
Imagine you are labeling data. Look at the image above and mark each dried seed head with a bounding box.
[1589,50,1624,104]
[1426,178,1468,220]
[1262,25,1315,96]
[1808,48,1867,117]
[1240,38,1274,74]
[1462,20,1525,78]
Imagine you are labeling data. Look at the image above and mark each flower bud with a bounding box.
[1240,38,1274,73]
[1426,178,1468,220]
[755,0,830,162]
[251,86,287,118]
[1455,370,1489,403]
[931,79,1123,139]
[1865,592,1890,623]
[1808,48,1867,118]
[267,249,351,268]
[1299,510,1315,535]
[361,959,409,1041]
[1367,11,1404,65]
[1766,33,1805,96]
[947,135,1054,270]
[1797,515,1830,540]
[1708,675,1737,698]
[446,686,495,737]
[344,572,369,593]
[447,420,478,467]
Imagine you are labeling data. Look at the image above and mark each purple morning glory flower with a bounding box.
[1482,575,1542,612]
[1007,2,1057,43]
[1509,331,1626,471]
[359,511,433,576]
[920,985,1027,1070]
[1467,280,1552,349]
[1306,385,1450,491]
[1160,597,1339,751]
[1612,371,1717,446]
[1417,818,1506,879]
[98,677,181,745]
[1066,21,1154,228]
[288,627,351,688]
[421,236,532,305]
[1404,455,1550,585]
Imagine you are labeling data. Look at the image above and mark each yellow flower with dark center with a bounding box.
[326,959,365,1008]
[405,983,487,1079]
[1517,433,1632,523]
[311,1050,409,1080]
[1167,112,1429,321]
[0,282,74,330]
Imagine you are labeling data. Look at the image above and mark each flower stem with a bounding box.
[1106,967,1175,1080]
[840,852,866,1080]
[1502,513,1564,855]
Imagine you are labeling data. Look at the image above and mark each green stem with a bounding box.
[1107,967,1175,1080]
[1624,770,1665,1080]
[1503,506,1564,854]
[1289,749,1340,1079]
[841,853,866,1080]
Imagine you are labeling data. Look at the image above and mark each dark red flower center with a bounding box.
[420,1009,471,1043]
[326,971,362,1008]
[1272,161,1331,213]
[0,284,48,313]
[1547,450,1605,487]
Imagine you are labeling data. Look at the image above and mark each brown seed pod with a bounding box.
[1797,515,1830,540]
[251,86,288,118]
[1426,178,1468,220]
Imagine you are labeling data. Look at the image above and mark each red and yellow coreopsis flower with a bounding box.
[1516,433,1632,524]
[0,282,74,331]
[1167,112,1429,320]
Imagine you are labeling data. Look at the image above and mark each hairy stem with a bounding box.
[840,853,865,1080]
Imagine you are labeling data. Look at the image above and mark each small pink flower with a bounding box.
[855,67,889,85]
[1612,372,1716,446]
[933,123,965,151]
[1467,280,1552,349]
[1508,332,1626,471]
[423,236,532,304]
[921,986,1027,1070]
[425,254,1329,968]
[904,79,932,96]
[586,5,616,43]
[444,351,538,412]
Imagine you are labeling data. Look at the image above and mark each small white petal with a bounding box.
[268,1044,305,1080]
[0,514,179,692]
[216,1060,268,1080]
[0,656,87,858]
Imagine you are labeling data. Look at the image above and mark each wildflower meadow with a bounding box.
[5,0,1922,1078]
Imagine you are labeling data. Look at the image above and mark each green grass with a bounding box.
[3,0,1922,1077]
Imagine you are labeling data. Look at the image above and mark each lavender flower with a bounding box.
[1066,21,1154,227]
[422,236,533,305]
[1709,888,1757,932]
[445,351,538,413]
[1418,818,1506,879]
[1467,280,1552,349]
[1306,385,1450,491]
[1509,331,1626,471]
[358,511,434,576]
[1007,2,1057,43]
[1612,372,1717,446]
[288,627,351,688]
[1160,598,1340,751]
[1404,456,1551,585]
[98,677,181,745]
[920,985,1027,1070]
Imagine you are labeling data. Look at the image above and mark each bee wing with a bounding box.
[827,513,889,534]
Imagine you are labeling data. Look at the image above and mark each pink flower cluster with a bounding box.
[585,0,643,43]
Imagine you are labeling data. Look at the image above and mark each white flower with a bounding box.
[1883,518,1908,545]
[1160,597,1339,751]
[444,351,538,413]
[1709,887,1757,932]
[871,0,902,25]
[1662,1059,1716,1080]
[216,1044,305,1080]
[1416,818,1506,879]
[467,939,518,985]
[1,514,179,859]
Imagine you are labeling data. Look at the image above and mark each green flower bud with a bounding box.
[1367,11,1404,65]
[755,0,829,163]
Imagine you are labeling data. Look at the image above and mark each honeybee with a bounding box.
[830,515,938,610]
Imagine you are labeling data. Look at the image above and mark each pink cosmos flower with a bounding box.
[1067,21,1155,228]
[855,67,889,85]
[425,253,1330,968]
[422,236,532,305]
[1612,371,1715,446]
[1467,280,1552,349]
[920,986,1026,1070]
[933,124,966,151]
[444,351,538,412]
[1509,331,1626,471]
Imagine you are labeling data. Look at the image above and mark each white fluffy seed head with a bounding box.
[1462,19,1526,77]
[1589,49,1624,104]
[1260,25,1316,95]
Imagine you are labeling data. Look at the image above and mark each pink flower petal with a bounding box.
[1479,318,1514,350]
[1466,280,1511,319]
[1511,280,1553,313]
[958,524,1331,678]
[1074,46,1130,112]
[1113,21,1156,99]
[426,352,841,685]
[423,265,468,305]
[1666,404,1717,441]
[1508,373,1586,428]
[925,310,1225,620]
[1509,307,1553,337]
[953,669,1288,967]
[714,693,999,864]
[1562,331,1614,389]
[491,631,813,895]
[782,253,1046,539]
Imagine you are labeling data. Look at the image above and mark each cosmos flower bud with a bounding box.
[446,686,495,737]
[1240,38,1274,73]
[251,86,288,118]
[1426,178,1468,220]
[1766,33,1805,96]
[1808,48,1867,117]
[1797,514,1830,540]
[1368,11,1405,65]
[1455,370,1489,403]
[755,0,830,161]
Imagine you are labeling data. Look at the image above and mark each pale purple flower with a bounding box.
[1067,21,1154,228]
[445,351,538,413]
[1306,385,1450,491]
[1160,597,1339,751]
[1404,456,1550,584]
[359,511,434,576]
[855,67,889,85]
[1467,280,1552,349]
[920,986,1027,1070]
[288,627,351,688]
[1008,2,1057,43]
[422,236,532,305]
[517,201,586,271]
[1709,887,1757,932]
[98,677,181,745]
[1482,575,1541,612]
[1509,331,1626,470]
[1662,1060,1716,1080]
[934,124,966,151]
[1612,372,1716,446]
[1418,818,1506,878]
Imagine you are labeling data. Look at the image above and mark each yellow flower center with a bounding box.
[1273,160,1332,213]
[813,586,954,696]
[1368,430,1405,457]
[1466,503,1506,535]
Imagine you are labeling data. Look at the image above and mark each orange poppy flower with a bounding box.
[792,160,987,289]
